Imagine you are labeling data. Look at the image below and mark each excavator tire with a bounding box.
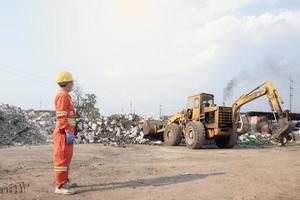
[184,121,205,149]
[215,131,237,149]
[163,123,182,146]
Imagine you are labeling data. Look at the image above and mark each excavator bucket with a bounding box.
[271,116,295,142]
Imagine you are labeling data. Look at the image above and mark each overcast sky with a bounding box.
[0,0,300,117]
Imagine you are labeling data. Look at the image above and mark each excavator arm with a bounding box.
[232,81,294,142]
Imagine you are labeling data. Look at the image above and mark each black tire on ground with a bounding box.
[184,121,206,149]
[163,123,182,146]
[215,131,237,149]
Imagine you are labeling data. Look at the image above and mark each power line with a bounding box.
[0,63,51,80]
[0,67,51,86]
[0,64,53,87]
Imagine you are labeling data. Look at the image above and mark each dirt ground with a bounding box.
[0,144,299,200]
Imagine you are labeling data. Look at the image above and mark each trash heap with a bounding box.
[237,132,277,147]
[0,104,46,146]
[75,114,162,147]
[0,104,162,147]
[25,110,56,143]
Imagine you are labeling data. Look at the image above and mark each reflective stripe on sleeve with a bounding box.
[68,118,76,126]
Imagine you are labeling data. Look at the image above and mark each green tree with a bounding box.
[81,94,100,121]
[71,85,100,121]
[72,85,83,117]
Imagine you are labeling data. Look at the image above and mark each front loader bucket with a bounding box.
[271,117,295,142]
[142,120,166,135]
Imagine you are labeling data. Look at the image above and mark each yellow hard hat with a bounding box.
[56,71,74,84]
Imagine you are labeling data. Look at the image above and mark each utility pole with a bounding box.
[130,101,133,114]
[159,104,163,119]
[289,75,294,112]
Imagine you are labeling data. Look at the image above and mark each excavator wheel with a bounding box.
[163,123,182,146]
[184,121,205,149]
[215,131,237,149]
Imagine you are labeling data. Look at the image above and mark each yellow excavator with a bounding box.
[232,80,294,142]
[142,80,294,149]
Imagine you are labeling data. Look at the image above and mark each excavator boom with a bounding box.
[232,81,294,142]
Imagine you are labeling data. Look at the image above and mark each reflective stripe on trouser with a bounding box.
[53,127,73,188]
[54,166,68,172]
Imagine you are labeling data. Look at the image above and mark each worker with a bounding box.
[53,71,77,195]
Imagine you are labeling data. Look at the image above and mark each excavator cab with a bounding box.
[186,93,214,121]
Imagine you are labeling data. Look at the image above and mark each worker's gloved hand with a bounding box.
[66,131,75,144]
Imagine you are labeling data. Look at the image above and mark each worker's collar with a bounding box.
[59,89,70,94]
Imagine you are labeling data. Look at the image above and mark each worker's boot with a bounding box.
[65,180,78,188]
[54,186,75,195]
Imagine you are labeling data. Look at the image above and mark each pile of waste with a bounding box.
[238,130,300,147]
[238,132,276,147]
[0,104,46,146]
[75,114,162,147]
[0,104,162,147]
[25,110,56,143]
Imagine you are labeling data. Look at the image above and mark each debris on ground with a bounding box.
[238,129,300,147]
[0,104,46,146]
[0,104,162,147]
[237,132,276,147]
[291,129,300,144]
[25,110,56,143]
[75,114,163,147]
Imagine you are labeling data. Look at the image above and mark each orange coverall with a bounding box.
[53,90,76,188]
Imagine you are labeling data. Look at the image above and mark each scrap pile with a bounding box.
[25,110,56,143]
[75,114,162,147]
[238,130,300,147]
[0,104,46,146]
[0,104,162,147]
[238,132,276,147]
